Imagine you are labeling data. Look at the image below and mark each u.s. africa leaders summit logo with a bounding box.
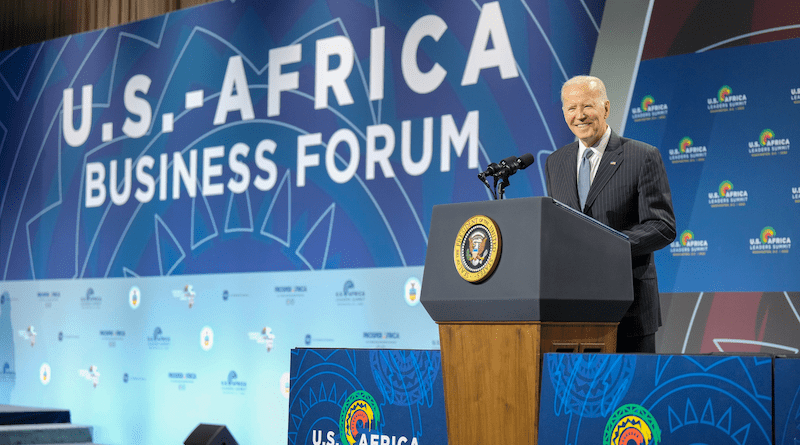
[630,95,668,122]
[669,137,706,163]
[707,85,746,112]
[670,230,708,256]
[604,404,661,445]
[748,129,790,156]
[750,226,791,254]
[708,180,748,207]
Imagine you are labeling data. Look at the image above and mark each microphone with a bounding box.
[476,153,535,200]
[477,162,504,179]
[497,153,534,177]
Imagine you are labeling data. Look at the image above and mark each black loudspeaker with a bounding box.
[184,424,238,445]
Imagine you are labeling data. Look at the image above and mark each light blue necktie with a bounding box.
[578,149,594,209]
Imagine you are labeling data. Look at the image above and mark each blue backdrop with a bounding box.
[0,0,605,443]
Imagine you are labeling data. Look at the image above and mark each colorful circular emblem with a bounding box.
[680,230,694,246]
[760,226,775,244]
[641,95,654,111]
[453,215,501,283]
[40,363,51,385]
[679,137,692,153]
[603,404,661,445]
[339,390,380,445]
[718,180,733,197]
[759,129,774,146]
[404,277,421,306]
[200,326,214,351]
[129,286,140,309]
[718,85,732,102]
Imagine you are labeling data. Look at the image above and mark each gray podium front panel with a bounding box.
[421,197,633,322]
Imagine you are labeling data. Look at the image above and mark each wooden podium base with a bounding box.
[437,322,617,445]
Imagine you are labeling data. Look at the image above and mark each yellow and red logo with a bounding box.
[718,85,732,102]
[680,230,694,246]
[641,95,655,111]
[718,180,733,197]
[339,390,380,445]
[761,226,775,244]
[679,137,692,153]
[604,404,661,445]
[759,129,774,146]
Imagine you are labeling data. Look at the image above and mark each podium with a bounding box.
[420,197,633,444]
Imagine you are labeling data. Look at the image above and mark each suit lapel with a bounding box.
[585,132,624,210]
[558,143,581,209]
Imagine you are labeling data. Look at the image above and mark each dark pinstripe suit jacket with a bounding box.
[545,130,676,336]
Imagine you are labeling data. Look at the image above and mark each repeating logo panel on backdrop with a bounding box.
[750,226,792,254]
[670,230,708,256]
[630,95,668,122]
[748,128,790,157]
[708,180,748,208]
[707,85,747,112]
[668,136,706,163]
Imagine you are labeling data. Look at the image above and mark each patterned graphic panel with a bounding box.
[539,353,774,445]
[288,348,447,445]
[775,358,800,445]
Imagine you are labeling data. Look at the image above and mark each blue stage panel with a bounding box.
[539,353,773,445]
[775,357,800,445]
[288,348,448,445]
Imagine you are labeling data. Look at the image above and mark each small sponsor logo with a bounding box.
[200,326,214,351]
[248,327,276,351]
[1,362,16,382]
[37,290,60,308]
[274,285,307,305]
[122,372,145,384]
[336,280,365,306]
[792,186,800,203]
[363,332,401,345]
[18,326,37,347]
[57,331,79,342]
[40,363,51,385]
[172,285,196,308]
[99,329,126,347]
[79,365,100,388]
[147,327,171,350]
[129,286,141,309]
[280,372,291,399]
[304,333,334,346]
[221,370,247,394]
[81,287,102,309]
[404,277,421,306]
[168,371,197,390]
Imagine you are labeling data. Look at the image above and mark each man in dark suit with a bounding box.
[545,75,676,353]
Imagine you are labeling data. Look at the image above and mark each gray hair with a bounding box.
[561,75,609,104]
